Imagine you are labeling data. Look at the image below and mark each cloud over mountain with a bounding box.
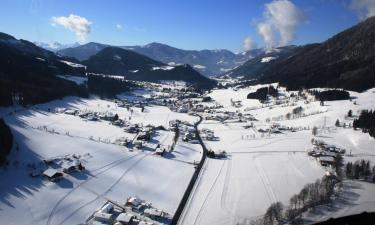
[257,0,306,48]
[51,14,92,42]
[350,0,375,19]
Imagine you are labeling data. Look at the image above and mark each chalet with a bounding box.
[43,168,63,181]
[115,213,134,225]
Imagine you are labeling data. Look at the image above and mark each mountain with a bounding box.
[234,16,375,92]
[83,46,216,88]
[121,42,264,77]
[58,42,263,76]
[0,32,87,106]
[57,42,109,61]
[34,42,80,52]
[225,46,298,79]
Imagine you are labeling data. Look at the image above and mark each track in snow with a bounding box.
[192,160,226,225]
[46,153,144,225]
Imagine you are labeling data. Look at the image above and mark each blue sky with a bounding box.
[0,0,368,52]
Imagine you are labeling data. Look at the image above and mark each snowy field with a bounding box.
[180,86,375,225]
[0,96,201,225]
[1,84,375,225]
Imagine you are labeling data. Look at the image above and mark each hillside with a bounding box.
[83,47,217,88]
[254,16,375,92]
[225,46,299,79]
[0,32,87,106]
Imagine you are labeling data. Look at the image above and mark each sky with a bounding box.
[0,0,374,52]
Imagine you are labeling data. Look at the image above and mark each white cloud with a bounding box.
[243,36,257,51]
[350,0,375,19]
[51,14,92,42]
[257,0,307,48]
[116,24,123,30]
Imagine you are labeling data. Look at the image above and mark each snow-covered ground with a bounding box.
[180,86,375,225]
[1,83,375,225]
[0,95,201,225]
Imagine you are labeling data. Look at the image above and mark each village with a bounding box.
[1,79,375,225]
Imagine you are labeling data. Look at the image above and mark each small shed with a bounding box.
[43,168,63,181]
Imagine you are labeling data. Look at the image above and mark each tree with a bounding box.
[335,119,340,127]
[0,118,13,165]
[348,110,353,117]
[298,186,309,208]
[264,202,284,225]
[312,126,318,136]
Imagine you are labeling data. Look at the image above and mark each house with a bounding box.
[116,213,134,225]
[112,119,125,127]
[61,159,84,173]
[126,197,142,208]
[154,148,165,156]
[93,212,113,224]
[138,221,154,225]
[64,109,77,115]
[143,208,164,220]
[318,156,335,166]
[133,141,143,149]
[126,197,146,212]
[43,168,63,181]
[137,131,151,141]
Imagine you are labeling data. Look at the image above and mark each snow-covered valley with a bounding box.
[1,82,375,225]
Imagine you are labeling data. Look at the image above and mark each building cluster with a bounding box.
[86,197,169,225]
[29,154,86,182]
[308,139,346,167]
